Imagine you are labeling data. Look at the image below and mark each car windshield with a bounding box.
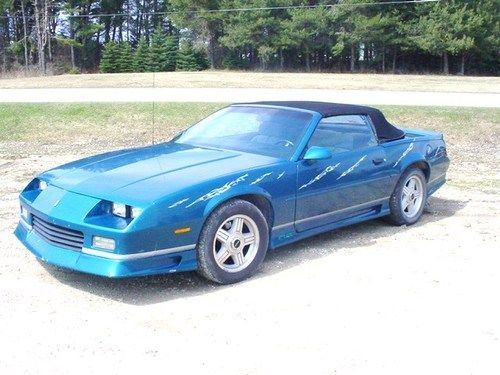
[175,106,313,159]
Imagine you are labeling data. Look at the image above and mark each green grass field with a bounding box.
[0,103,498,191]
[1,71,499,93]
[0,102,223,145]
[0,103,497,144]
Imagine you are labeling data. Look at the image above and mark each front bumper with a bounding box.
[15,219,197,278]
[15,184,199,277]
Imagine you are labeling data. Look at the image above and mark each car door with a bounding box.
[295,115,392,232]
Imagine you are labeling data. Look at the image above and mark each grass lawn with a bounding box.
[0,103,498,192]
[1,71,499,93]
[0,102,223,147]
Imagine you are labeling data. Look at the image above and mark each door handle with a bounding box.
[372,157,386,165]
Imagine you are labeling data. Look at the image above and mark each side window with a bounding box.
[307,115,377,153]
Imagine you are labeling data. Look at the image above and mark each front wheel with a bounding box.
[387,168,427,226]
[197,199,269,284]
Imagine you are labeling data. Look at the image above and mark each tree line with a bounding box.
[0,0,498,76]
[100,29,208,73]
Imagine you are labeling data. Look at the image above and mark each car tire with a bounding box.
[387,167,427,226]
[197,199,269,284]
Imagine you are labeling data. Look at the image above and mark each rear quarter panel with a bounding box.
[381,128,449,192]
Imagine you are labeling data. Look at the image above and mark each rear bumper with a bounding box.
[427,172,447,196]
[15,221,197,277]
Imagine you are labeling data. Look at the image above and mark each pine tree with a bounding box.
[117,42,133,73]
[100,41,119,73]
[194,48,210,70]
[176,40,199,71]
[133,37,150,72]
[165,35,179,71]
[148,27,168,72]
[222,50,242,69]
[416,1,484,74]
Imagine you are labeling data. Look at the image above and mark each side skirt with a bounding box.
[269,207,391,250]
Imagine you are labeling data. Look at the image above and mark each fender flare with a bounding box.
[398,153,431,181]
[202,185,273,220]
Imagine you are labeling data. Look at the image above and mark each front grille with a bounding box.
[32,215,84,251]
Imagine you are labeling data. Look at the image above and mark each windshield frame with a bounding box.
[173,104,320,161]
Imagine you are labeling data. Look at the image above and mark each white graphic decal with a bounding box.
[337,155,367,180]
[277,171,285,180]
[299,163,341,190]
[168,198,190,209]
[251,172,272,185]
[393,142,414,167]
[186,174,249,208]
[434,146,446,159]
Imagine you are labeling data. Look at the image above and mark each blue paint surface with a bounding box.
[15,104,449,277]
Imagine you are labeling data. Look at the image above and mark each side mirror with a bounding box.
[303,146,332,162]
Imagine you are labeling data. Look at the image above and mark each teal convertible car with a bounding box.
[15,102,449,284]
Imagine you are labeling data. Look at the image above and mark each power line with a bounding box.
[64,0,440,18]
[0,0,440,20]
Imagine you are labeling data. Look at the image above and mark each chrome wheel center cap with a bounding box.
[230,235,244,253]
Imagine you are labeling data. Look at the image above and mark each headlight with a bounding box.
[131,207,142,218]
[38,180,48,190]
[112,203,128,218]
[111,203,142,219]
[20,205,29,220]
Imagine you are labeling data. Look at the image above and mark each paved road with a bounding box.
[0,87,498,107]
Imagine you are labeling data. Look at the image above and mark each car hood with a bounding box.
[41,142,280,205]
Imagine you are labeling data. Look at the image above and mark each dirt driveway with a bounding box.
[0,147,498,375]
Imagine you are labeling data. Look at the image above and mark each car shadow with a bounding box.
[41,195,467,305]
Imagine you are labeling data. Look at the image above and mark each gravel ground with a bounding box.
[0,151,499,375]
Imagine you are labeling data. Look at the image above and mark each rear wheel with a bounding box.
[197,199,269,284]
[388,168,427,226]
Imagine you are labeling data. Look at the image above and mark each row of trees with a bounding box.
[0,0,498,76]
[100,29,208,73]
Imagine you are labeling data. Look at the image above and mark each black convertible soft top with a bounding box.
[241,101,405,142]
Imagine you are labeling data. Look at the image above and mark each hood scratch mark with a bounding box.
[186,174,249,208]
[393,142,414,167]
[277,171,285,180]
[337,155,367,180]
[250,172,272,185]
[168,198,190,209]
[299,163,341,190]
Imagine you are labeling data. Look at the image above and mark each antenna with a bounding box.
[152,71,155,145]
